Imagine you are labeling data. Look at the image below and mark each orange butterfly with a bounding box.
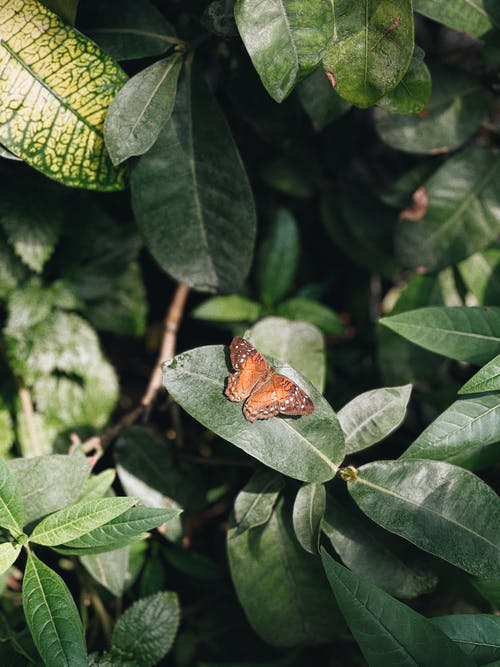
[225,336,314,422]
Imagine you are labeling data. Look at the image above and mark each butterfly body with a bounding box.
[225,337,314,422]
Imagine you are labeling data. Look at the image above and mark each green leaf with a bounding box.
[375,66,493,154]
[163,344,344,482]
[233,468,284,535]
[337,385,412,454]
[414,0,500,38]
[460,355,500,394]
[292,483,325,554]
[322,494,437,599]
[322,0,414,107]
[30,497,136,546]
[0,542,21,576]
[0,399,14,457]
[348,459,500,578]
[377,46,431,115]
[110,592,179,666]
[275,298,344,336]
[131,65,256,293]
[7,454,91,524]
[235,0,334,102]
[380,306,500,365]
[297,68,351,129]
[247,317,326,392]
[0,0,127,190]
[431,614,500,665]
[459,249,500,305]
[257,209,300,306]
[81,546,131,596]
[395,147,500,272]
[0,458,24,536]
[105,53,183,166]
[228,497,343,646]
[472,578,500,609]
[58,507,181,554]
[402,394,500,470]
[321,552,475,667]
[0,232,28,299]
[78,0,175,61]
[23,553,86,667]
[76,470,116,502]
[0,176,63,273]
[191,295,262,323]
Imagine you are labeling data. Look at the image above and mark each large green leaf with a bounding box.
[0,458,24,536]
[375,67,493,154]
[337,385,412,454]
[395,147,500,272]
[235,0,334,102]
[380,306,500,365]
[321,0,414,107]
[81,546,130,596]
[233,468,284,535]
[0,541,21,576]
[0,0,127,190]
[321,552,475,667]
[431,614,500,665]
[292,482,325,554]
[414,0,500,38]
[162,345,344,482]
[377,46,431,115]
[104,53,183,166]
[110,592,179,666]
[402,393,500,470]
[131,65,256,293]
[23,553,86,667]
[348,459,500,578]
[322,494,437,599]
[247,317,326,392]
[7,454,91,524]
[227,497,343,646]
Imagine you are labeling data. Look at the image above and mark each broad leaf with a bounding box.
[380,306,500,365]
[402,394,500,471]
[247,317,326,392]
[105,53,183,166]
[275,298,344,336]
[78,0,176,61]
[162,345,344,483]
[7,455,91,524]
[235,0,334,102]
[348,459,500,578]
[460,355,500,394]
[23,553,86,667]
[81,546,130,596]
[0,458,24,536]
[395,147,500,272]
[228,497,343,646]
[322,494,437,599]
[0,0,127,190]
[459,248,500,305]
[257,209,300,306]
[76,470,116,502]
[321,0,414,107]
[191,295,262,323]
[431,614,500,665]
[110,592,179,666]
[414,0,500,38]
[292,483,325,554]
[338,385,412,453]
[321,552,475,667]
[375,66,493,154]
[29,497,136,546]
[297,69,351,130]
[377,46,431,115]
[233,468,284,535]
[131,66,256,293]
[0,542,21,575]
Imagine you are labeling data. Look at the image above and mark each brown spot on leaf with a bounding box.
[399,186,429,221]
[428,146,449,155]
[325,71,337,88]
[419,108,428,119]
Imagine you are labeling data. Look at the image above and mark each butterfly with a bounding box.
[225,336,314,422]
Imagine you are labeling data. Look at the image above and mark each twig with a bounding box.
[18,386,43,457]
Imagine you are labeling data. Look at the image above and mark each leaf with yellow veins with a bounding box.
[0,0,128,191]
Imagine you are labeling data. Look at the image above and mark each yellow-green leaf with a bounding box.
[0,0,128,190]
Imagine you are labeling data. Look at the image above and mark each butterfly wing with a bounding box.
[243,373,314,422]
[225,336,271,402]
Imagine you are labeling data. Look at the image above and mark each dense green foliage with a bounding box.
[0,0,499,665]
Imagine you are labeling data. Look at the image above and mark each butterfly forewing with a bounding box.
[225,336,272,402]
